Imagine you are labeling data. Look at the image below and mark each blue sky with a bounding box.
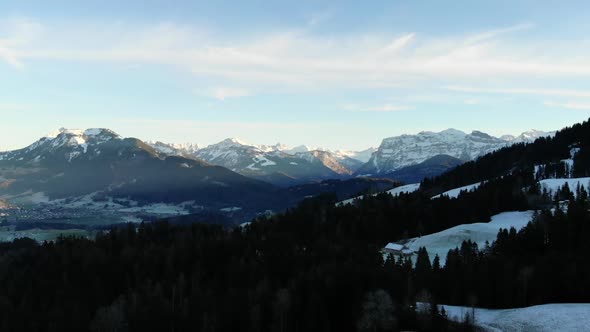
[1,1,590,151]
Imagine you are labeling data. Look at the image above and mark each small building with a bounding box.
[384,242,414,257]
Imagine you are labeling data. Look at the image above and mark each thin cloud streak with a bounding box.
[2,18,590,91]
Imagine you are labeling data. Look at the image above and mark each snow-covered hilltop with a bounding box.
[356,129,555,175]
[0,128,122,163]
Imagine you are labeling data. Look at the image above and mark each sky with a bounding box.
[1,0,590,151]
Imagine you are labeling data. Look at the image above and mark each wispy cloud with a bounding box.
[0,17,43,69]
[445,86,590,98]
[464,23,535,44]
[206,87,251,101]
[1,18,589,95]
[544,101,590,110]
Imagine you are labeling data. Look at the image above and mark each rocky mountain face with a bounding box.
[183,139,366,186]
[355,129,555,176]
[382,154,464,184]
[146,141,199,159]
[295,150,363,176]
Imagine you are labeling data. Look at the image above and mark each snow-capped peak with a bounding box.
[284,145,311,154]
[216,137,253,148]
[0,128,124,163]
[333,147,377,163]
[146,141,200,157]
[440,128,467,136]
[45,128,120,141]
[258,143,289,153]
[514,129,556,142]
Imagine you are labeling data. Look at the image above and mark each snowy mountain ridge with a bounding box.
[357,128,555,175]
[146,137,374,185]
[0,128,122,163]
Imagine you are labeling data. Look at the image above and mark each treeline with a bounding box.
[336,170,533,245]
[411,185,590,309]
[0,198,475,332]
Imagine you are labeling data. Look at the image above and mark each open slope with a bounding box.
[405,211,534,264]
[336,182,420,206]
[438,303,590,332]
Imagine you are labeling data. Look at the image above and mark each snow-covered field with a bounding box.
[336,183,420,206]
[0,228,91,243]
[386,183,421,196]
[119,203,189,215]
[220,207,242,212]
[404,211,534,265]
[539,177,590,196]
[434,303,590,332]
[431,182,482,199]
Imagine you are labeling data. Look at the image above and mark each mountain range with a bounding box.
[356,129,554,176]
[0,128,395,225]
[0,127,554,226]
[146,138,373,186]
[144,128,553,184]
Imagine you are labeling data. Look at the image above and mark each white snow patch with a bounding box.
[404,211,534,265]
[30,192,51,204]
[119,203,189,215]
[432,182,482,199]
[386,183,421,196]
[539,177,590,196]
[428,303,590,332]
[255,155,276,166]
[220,207,242,212]
[570,147,581,159]
[121,216,143,223]
[84,128,102,136]
[336,183,420,206]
